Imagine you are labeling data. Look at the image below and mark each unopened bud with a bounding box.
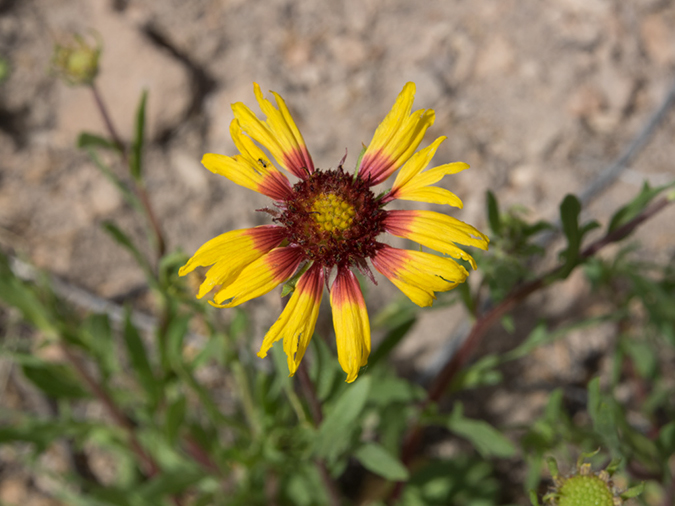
[52,33,101,86]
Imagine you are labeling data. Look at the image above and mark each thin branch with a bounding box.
[90,83,126,155]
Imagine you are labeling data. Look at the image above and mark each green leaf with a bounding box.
[608,181,675,233]
[164,395,186,445]
[354,442,409,481]
[501,314,515,334]
[0,254,55,335]
[451,354,502,391]
[22,362,90,399]
[446,403,516,458]
[123,312,161,406]
[137,467,205,500]
[314,376,371,461]
[559,194,582,275]
[369,373,424,405]
[130,90,148,181]
[587,378,621,453]
[369,316,416,368]
[77,132,119,151]
[311,337,340,402]
[85,147,144,214]
[486,190,502,236]
[102,221,155,283]
[622,338,658,379]
[557,195,600,278]
[657,422,675,457]
[164,313,190,370]
[83,313,118,379]
[620,482,645,500]
[0,418,100,452]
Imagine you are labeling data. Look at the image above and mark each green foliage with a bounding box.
[478,191,553,300]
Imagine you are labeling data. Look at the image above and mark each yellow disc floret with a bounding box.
[311,193,356,234]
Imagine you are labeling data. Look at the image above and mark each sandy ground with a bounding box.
[1,0,675,503]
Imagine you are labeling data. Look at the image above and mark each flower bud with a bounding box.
[52,33,101,86]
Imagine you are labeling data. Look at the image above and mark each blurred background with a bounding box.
[1,0,675,504]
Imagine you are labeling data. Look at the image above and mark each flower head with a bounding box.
[52,33,101,86]
[180,82,489,382]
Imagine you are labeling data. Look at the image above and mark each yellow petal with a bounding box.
[212,247,303,307]
[258,265,324,377]
[385,210,489,268]
[372,246,469,307]
[390,136,446,192]
[232,84,314,179]
[179,226,285,298]
[358,83,436,186]
[394,186,464,208]
[330,267,371,383]
[202,149,291,201]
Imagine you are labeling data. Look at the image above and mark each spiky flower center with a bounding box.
[276,167,386,268]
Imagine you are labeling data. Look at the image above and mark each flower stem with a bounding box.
[89,82,166,260]
[297,361,342,506]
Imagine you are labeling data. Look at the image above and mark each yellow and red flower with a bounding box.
[180,82,489,382]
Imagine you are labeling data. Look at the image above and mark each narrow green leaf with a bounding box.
[354,144,367,176]
[587,377,601,424]
[311,337,340,402]
[22,362,90,399]
[83,313,118,379]
[164,313,190,370]
[559,194,582,275]
[0,254,55,334]
[85,147,144,214]
[501,314,515,334]
[608,181,675,233]
[314,376,371,461]
[369,317,416,368]
[486,190,502,236]
[354,442,409,481]
[447,403,516,458]
[123,312,161,406]
[102,222,155,284]
[77,132,119,151]
[620,482,645,500]
[137,467,204,500]
[658,421,675,457]
[130,90,148,181]
[587,378,621,452]
[165,395,186,445]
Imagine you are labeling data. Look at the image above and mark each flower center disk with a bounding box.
[277,167,386,268]
[311,194,356,234]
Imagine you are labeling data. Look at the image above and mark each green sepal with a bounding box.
[619,482,645,500]
[281,262,313,297]
[353,143,367,178]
